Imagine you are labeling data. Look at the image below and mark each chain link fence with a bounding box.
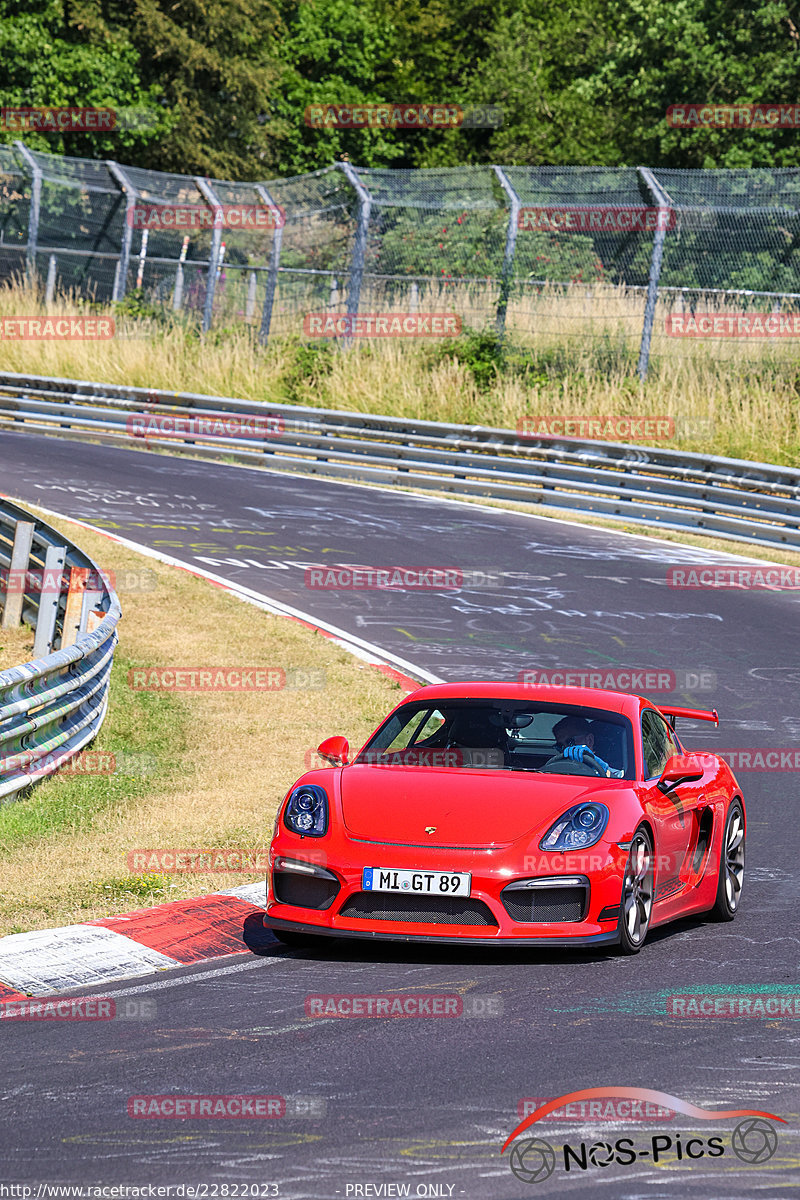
[3,144,800,375]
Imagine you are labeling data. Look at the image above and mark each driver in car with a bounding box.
[545,715,623,777]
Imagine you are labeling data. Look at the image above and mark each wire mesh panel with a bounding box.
[348,165,506,332]
[502,166,655,354]
[647,167,800,366]
[3,150,800,370]
[0,147,29,286]
[26,149,126,300]
[264,167,358,338]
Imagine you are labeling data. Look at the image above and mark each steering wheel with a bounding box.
[546,744,624,778]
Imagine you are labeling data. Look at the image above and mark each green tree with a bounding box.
[0,0,161,159]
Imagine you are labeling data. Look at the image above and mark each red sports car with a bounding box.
[263,683,745,954]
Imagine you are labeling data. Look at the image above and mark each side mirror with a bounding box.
[317,735,350,767]
[657,754,704,794]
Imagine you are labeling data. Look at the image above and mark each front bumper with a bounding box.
[263,913,620,948]
[266,843,626,946]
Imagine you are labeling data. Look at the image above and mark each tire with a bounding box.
[708,800,745,921]
[616,826,655,955]
[271,928,329,949]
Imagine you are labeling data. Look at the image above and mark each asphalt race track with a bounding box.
[1,429,799,1198]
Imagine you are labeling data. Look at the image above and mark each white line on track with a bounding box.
[6,495,444,685]
[95,954,284,998]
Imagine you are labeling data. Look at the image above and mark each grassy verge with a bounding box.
[0,626,35,673]
[1,282,799,466]
[0,511,402,936]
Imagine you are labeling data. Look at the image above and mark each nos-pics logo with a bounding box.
[503,1088,783,1183]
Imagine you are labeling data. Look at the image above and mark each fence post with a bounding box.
[14,142,41,284]
[493,167,521,342]
[256,184,283,346]
[195,177,224,333]
[2,520,35,629]
[45,254,57,304]
[173,235,189,311]
[338,162,372,334]
[637,167,674,381]
[33,544,66,658]
[246,270,257,319]
[106,161,138,302]
[136,228,149,289]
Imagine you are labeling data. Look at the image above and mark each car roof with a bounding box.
[398,681,639,717]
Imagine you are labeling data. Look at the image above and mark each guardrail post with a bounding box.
[61,566,89,648]
[14,142,41,284]
[493,167,521,342]
[256,184,283,346]
[637,167,675,381]
[107,161,139,302]
[32,544,66,658]
[1,520,34,628]
[338,162,372,338]
[196,177,224,333]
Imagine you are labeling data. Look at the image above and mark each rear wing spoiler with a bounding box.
[658,704,719,730]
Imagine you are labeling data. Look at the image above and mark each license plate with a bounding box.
[362,867,471,897]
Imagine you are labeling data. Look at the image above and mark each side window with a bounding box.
[412,709,447,744]
[641,710,678,779]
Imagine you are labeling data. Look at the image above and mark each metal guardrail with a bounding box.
[0,494,120,802]
[0,369,798,552]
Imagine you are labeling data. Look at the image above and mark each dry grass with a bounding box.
[0,512,403,935]
[0,625,34,673]
[0,280,799,465]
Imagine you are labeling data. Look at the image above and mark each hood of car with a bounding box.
[338,764,618,847]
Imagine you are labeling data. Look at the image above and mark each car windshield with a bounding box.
[357,699,635,778]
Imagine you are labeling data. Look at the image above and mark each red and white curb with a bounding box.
[0,499,436,1000]
[0,883,268,999]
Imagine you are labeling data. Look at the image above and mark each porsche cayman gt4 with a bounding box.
[263,683,745,954]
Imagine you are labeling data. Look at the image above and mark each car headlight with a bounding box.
[539,802,609,851]
[283,784,328,837]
